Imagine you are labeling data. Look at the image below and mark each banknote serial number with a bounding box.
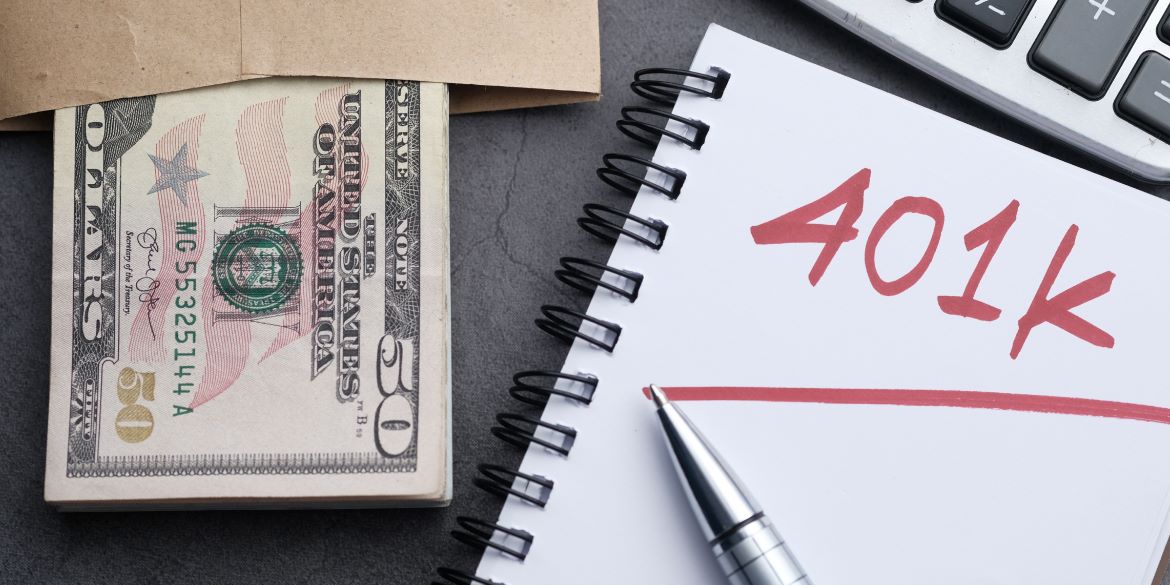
[171,221,198,416]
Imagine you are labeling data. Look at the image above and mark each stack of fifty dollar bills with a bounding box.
[44,78,451,509]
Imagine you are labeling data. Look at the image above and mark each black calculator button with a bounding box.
[937,0,1034,48]
[1029,0,1157,99]
[1117,52,1170,143]
[1159,7,1170,44]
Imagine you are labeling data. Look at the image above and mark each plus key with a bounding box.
[1030,0,1158,99]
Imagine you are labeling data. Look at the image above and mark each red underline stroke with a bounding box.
[645,387,1170,426]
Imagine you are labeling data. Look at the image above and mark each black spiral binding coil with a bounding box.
[617,107,710,150]
[596,153,688,198]
[434,66,730,585]
[555,258,643,303]
[631,67,731,104]
[578,203,669,251]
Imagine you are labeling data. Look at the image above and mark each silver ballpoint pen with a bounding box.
[649,384,812,585]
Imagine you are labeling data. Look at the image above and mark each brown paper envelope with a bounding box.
[0,0,600,129]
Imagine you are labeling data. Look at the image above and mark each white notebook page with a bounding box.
[476,24,1170,585]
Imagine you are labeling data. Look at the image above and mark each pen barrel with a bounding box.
[713,516,810,585]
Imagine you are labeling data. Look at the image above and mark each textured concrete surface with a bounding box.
[2,1,1168,583]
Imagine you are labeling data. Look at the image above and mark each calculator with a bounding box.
[795,0,1170,182]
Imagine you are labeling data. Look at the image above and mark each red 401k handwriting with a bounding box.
[750,168,1116,359]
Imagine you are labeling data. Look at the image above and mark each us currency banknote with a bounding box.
[45,78,450,508]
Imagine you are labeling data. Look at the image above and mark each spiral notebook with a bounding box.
[443,25,1170,585]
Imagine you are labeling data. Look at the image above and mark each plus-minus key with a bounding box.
[937,0,1036,48]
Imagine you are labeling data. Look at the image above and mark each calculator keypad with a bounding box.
[937,0,1034,47]
[791,0,1170,179]
[1029,0,1156,99]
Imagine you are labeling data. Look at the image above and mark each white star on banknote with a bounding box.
[146,143,208,205]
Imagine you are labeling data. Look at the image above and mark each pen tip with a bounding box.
[649,384,669,407]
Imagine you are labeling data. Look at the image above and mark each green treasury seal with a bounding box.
[212,224,303,314]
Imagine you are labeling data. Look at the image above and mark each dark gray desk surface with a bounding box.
[3,1,1168,583]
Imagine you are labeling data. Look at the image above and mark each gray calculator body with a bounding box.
[796,0,1170,182]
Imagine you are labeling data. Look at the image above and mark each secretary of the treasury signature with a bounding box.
[133,228,162,339]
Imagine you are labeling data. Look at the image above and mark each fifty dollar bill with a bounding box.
[46,78,451,508]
